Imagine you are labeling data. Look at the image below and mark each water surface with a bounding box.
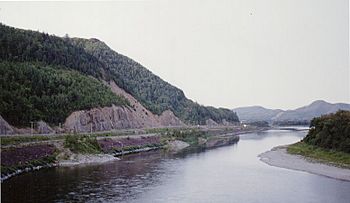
[2,130,350,202]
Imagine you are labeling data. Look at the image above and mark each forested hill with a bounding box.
[0,62,129,126]
[0,24,239,125]
[69,38,238,124]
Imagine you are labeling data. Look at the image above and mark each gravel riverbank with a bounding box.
[59,154,119,167]
[259,146,350,181]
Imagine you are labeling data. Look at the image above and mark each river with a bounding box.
[2,129,350,202]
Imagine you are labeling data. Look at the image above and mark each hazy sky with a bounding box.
[0,0,349,110]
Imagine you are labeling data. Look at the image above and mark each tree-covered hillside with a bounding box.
[0,24,105,79]
[0,62,128,126]
[0,24,239,125]
[303,110,350,153]
[71,38,239,124]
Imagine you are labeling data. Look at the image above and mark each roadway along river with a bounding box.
[2,129,350,202]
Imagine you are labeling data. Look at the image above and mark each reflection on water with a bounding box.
[2,130,350,203]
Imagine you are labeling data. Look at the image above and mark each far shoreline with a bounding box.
[259,145,350,181]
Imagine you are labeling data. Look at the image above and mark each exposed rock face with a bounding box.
[106,81,161,127]
[1,80,185,134]
[36,121,55,134]
[0,115,15,135]
[64,81,185,133]
[0,116,56,135]
[108,80,184,127]
[64,105,140,133]
[158,110,184,126]
[64,105,185,133]
[221,119,231,126]
[206,119,218,126]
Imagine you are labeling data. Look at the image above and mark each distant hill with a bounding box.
[232,106,283,122]
[233,100,350,124]
[274,100,350,121]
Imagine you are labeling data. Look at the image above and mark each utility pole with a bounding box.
[90,114,94,136]
[58,123,61,134]
[30,121,34,136]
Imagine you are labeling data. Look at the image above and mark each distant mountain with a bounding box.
[232,106,283,122]
[233,100,350,124]
[274,100,350,121]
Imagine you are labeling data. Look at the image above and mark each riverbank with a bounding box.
[1,144,57,182]
[287,142,350,168]
[1,126,259,181]
[59,154,119,166]
[259,145,350,181]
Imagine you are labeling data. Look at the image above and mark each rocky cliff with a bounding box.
[0,115,15,135]
[0,81,185,135]
[63,81,184,133]
[0,116,55,135]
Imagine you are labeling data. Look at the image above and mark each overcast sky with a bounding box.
[0,0,348,110]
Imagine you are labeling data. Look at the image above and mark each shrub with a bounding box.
[303,110,350,153]
[64,134,101,154]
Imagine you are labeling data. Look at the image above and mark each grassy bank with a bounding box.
[287,142,350,169]
[164,129,210,146]
[64,135,102,154]
[0,130,141,146]
[0,135,63,146]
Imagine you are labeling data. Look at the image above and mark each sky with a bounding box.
[0,0,349,110]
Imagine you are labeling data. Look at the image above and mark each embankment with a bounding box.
[1,144,57,181]
[1,127,259,181]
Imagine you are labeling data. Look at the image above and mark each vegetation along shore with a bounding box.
[260,110,350,181]
[1,125,266,182]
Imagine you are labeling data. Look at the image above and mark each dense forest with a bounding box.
[303,110,350,153]
[0,24,239,125]
[0,25,105,78]
[0,62,129,126]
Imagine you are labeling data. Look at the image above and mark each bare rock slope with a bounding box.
[64,81,184,133]
[0,115,15,135]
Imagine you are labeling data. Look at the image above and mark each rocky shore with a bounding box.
[1,144,57,182]
[59,154,119,167]
[259,146,350,181]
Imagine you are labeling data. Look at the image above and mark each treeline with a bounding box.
[273,120,310,126]
[247,121,270,127]
[0,62,129,126]
[303,110,350,153]
[0,24,239,125]
[0,24,104,79]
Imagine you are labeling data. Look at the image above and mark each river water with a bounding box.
[2,129,350,203]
